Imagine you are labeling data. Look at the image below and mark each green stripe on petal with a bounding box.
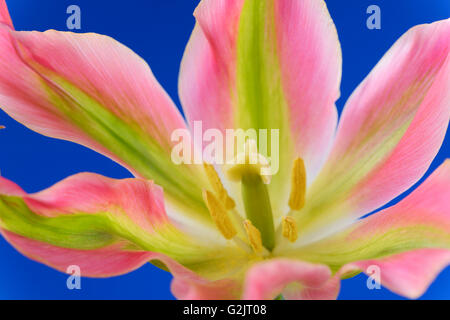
[277,161,450,273]
[180,0,342,218]
[40,72,207,219]
[0,173,249,280]
[294,18,450,238]
[0,25,210,222]
[236,0,293,214]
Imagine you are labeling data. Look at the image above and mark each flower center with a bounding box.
[202,139,306,255]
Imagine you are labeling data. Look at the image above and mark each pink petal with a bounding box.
[0,1,209,217]
[242,259,332,300]
[0,173,211,277]
[3,229,239,299]
[0,173,168,226]
[1,230,153,277]
[340,249,450,299]
[274,0,342,179]
[282,275,340,300]
[179,0,242,134]
[0,176,24,195]
[153,251,242,300]
[171,276,241,300]
[179,0,341,184]
[0,0,12,28]
[288,161,450,298]
[0,27,185,169]
[300,18,450,236]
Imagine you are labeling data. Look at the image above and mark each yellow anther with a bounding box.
[203,163,235,210]
[288,158,307,211]
[243,220,263,254]
[0,125,5,129]
[282,216,298,242]
[203,190,237,240]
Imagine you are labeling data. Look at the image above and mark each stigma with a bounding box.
[224,139,272,184]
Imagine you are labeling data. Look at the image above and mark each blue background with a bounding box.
[0,0,449,299]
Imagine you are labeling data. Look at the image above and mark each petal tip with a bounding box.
[0,0,13,29]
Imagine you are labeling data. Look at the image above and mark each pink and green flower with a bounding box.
[0,0,449,299]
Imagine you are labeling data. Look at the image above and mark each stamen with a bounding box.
[203,190,237,240]
[243,219,263,254]
[282,216,298,242]
[288,158,307,211]
[203,163,236,210]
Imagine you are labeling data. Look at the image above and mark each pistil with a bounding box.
[241,172,276,251]
[224,139,276,251]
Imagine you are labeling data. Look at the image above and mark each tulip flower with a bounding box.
[0,0,449,300]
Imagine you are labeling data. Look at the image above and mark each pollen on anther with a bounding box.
[203,163,236,210]
[282,216,298,242]
[203,190,237,240]
[243,220,263,254]
[288,158,307,211]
